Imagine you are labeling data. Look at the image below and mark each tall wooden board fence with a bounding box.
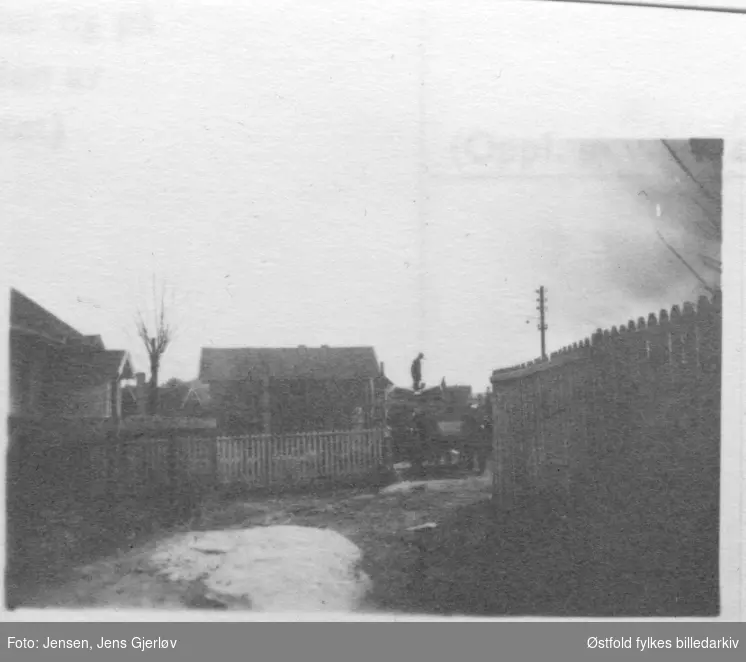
[489,292,721,613]
[490,293,721,507]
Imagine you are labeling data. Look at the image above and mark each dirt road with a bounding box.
[17,474,492,613]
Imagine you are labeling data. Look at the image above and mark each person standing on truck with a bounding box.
[411,353,424,391]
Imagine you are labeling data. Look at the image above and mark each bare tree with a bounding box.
[135,277,175,415]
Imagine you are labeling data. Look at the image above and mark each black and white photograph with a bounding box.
[2,0,740,621]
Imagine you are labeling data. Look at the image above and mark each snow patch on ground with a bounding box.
[149,525,372,612]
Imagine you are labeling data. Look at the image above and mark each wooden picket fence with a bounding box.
[213,428,386,486]
[490,292,721,507]
[82,427,387,491]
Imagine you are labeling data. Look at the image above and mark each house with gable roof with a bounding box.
[198,345,388,434]
[9,288,135,421]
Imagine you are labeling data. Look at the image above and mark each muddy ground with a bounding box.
[10,466,717,618]
[14,473,493,613]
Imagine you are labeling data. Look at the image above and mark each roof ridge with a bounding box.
[199,346,379,382]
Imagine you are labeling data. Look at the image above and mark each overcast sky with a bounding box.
[3,0,733,391]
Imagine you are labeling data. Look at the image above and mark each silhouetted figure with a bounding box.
[411,353,424,391]
[477,414,493,474]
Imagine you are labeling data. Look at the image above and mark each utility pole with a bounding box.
[536,286,548,361]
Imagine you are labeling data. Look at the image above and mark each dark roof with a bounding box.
[68,334,105,350]
[89,350,135,381]
[10,288,84,343]
[199,346,381,382]
[10,289,137,390]
[48,347,135,388]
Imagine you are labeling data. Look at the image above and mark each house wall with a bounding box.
[9,345,24,415]
[43,372,116,419]
[10,331,122,420]
[209,376,384,434]
[62,382,112,418]
[9,333,53,417]
[268,377,376,434]
[210,379,265,434]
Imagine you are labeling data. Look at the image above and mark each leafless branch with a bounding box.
[660,139,720,208]
[135,307,149,349]
[688,195,722,238]
[699,254,723,274]
[692,219,719,242]
[134,280,174,360]
[655,230,716,295]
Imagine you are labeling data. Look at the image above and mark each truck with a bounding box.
[386,383,491,475]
